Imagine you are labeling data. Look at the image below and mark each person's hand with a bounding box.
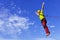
[35,12,39,15]
[42,2,44,5]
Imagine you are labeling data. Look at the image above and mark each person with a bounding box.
[36,2,50,36]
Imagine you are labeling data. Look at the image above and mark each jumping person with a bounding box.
[36,2,50,36]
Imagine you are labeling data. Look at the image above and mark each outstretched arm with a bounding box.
[41,2,44,12]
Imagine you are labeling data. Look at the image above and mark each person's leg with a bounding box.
[44,25,50,36]
[41,18,50,36]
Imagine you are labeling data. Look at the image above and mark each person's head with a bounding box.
[37,10,41,13]
[36,10,41,15]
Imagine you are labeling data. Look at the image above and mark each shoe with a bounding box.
[46,32,50,36]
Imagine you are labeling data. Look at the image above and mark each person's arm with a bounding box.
[41,2,44,12]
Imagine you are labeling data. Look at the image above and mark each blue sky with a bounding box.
[0,0,60,40]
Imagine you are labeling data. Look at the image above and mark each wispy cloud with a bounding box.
[50,25,55,28]
[0,6,34,38]
[0,38,21,40]
[35,38,56,40]
[8,15,30,30]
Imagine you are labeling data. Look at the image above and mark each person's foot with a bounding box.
[45,27,50,36]
[46,32,50,36]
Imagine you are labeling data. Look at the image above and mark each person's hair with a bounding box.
[37,10,41,13]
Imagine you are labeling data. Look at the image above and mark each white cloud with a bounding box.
[0,7,34,38]
[0,20,5,32]
[50,25,55,28]
[36,38,56,40]
[8,15,30,29]
[0,38,21,40]
[0,19,4,25]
